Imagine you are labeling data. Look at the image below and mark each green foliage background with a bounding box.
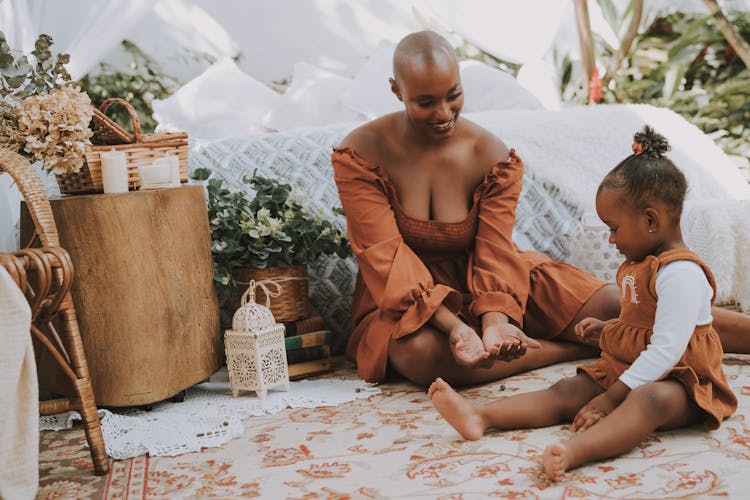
[560,3,750,159]
[79,40,181,134]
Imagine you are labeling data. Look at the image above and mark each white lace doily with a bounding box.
[39,371,380,460]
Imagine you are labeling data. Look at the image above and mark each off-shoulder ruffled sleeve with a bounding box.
[332,148,462,339]
[468,150,530,327]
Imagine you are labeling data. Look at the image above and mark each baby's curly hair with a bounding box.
[599,125,687,222]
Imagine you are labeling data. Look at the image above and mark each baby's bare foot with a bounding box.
[428,377,485,440]
[542,442,571,481]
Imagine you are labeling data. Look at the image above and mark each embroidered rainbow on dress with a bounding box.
[621,273,639,304]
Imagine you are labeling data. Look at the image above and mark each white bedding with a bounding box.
[19,105,750,350]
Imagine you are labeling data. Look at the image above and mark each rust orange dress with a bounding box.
[332,147,605,382]
[579,249,737,429]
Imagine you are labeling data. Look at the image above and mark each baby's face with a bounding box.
[595,188,653,262]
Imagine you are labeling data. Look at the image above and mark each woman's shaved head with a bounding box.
[392,31,457,83]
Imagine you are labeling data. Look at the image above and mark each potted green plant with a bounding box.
[191,167,351,326]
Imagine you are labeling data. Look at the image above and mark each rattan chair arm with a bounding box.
[0,147,59,247]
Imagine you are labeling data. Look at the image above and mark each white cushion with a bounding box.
[341,40,401,120]
[263,62,364,132]
[516,58,562,110]
[152,57,279,140]
[340,41,543,119]
[460,60,544,112]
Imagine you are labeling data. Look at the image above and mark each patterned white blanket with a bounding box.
[37,354,750,499]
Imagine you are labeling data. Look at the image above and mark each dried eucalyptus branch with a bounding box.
[0,31,71,103]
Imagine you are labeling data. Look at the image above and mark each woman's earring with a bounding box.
[648,228,654,233]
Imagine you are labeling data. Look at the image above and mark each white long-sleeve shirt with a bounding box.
[619,260,714,389]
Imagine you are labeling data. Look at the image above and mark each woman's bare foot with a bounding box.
[428,377,486,440]
[542,442,572,481]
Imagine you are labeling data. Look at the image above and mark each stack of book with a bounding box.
[283,315,333,380]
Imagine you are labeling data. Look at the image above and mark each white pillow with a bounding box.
[341,40,401,120]
[340,41,544,119]
[152,57,280,140]
[460,60,544,112]
[516,59,562,111]
[263,62,365,132]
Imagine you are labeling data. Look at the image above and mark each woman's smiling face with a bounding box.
[391,57,464,140]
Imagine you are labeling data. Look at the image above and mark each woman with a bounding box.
[331,30,749,386]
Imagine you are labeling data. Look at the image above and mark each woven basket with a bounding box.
[55,98,189,195]
[233,264,310,323]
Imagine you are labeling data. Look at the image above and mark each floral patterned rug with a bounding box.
[39,354,750,499]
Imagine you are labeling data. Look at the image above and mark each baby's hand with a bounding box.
[574,317,607,347]
[482,322,541,362]
[572,393,617,432]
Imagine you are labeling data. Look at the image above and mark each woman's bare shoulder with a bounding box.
[460,118,510,166]
[339,113,400,162]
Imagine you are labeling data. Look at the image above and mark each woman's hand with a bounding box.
[574,317,608,347]
[482,322,541,361]
[448,323,493,368]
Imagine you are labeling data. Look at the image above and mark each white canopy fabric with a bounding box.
[0,0,156,79]
[2,0,750,253]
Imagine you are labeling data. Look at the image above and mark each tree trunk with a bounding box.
[573,0,596,88]
[604,0,644,83]
[704,0,750,68]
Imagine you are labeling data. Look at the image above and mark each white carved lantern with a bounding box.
[224,282,289,398]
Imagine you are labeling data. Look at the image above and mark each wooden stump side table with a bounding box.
[22,185,221,407]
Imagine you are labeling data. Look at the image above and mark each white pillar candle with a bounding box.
[139,160,172,188]
[165,155,181,187]
[100,148,129,193]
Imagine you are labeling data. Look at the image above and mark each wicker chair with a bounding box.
[0,148,109,476]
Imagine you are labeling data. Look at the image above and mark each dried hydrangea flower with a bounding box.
[18,85,94,175]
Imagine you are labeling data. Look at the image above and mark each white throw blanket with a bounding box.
[38,104,750,312]
[467,105,750,310]
[0,267,38,500]
[189,105,750,313]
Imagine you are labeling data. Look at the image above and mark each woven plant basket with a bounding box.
[54,98,189,195]
[233,264,310,323]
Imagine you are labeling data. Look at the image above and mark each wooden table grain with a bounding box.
[22,185,222,407]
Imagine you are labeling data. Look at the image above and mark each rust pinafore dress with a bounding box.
[579,249,737,429]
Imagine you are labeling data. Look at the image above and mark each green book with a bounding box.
[284,329,332,350]
[286,345,329,365]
